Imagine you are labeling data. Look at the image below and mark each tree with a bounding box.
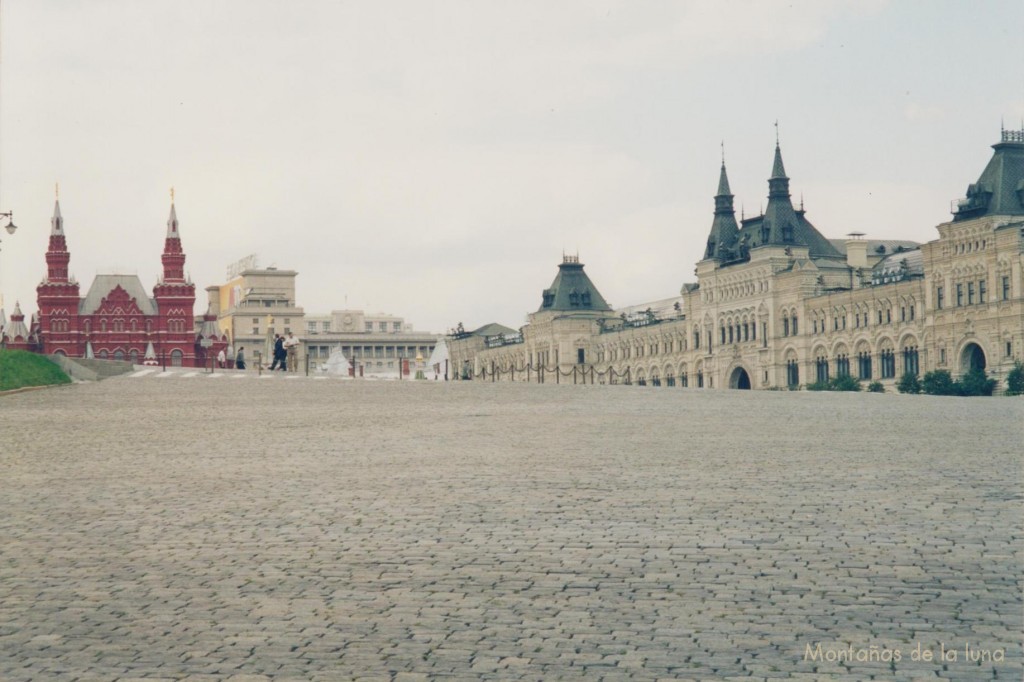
[896,372,922,394]
[867,381,885,393]
[1005,361,1024,396]
[922,370,959,396]
[959,368,997,396]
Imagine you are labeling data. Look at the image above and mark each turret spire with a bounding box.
[161,194,186,282]
[167,187,179,238]
[45,194,71,282]
[51,198,63,236]
[704,152,740,260]
[771,142,787,182]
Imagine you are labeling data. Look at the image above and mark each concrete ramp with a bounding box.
[50,356,135,382]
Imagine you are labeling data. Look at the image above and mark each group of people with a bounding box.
[270,332,300,371]
[211,332,299,372]
[211,346,243,366]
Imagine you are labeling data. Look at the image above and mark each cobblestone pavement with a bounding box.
[1,375,1021,681]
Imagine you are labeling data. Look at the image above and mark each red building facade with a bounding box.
[23,199,227,367]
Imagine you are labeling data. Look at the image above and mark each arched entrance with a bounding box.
[729,366,752,390]
[961,342,986,373]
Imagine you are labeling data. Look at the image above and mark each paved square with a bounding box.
[1,375,1021,681]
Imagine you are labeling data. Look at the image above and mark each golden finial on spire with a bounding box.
[55,182,60,200]
[170,186,175,204]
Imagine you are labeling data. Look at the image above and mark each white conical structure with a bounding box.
[143,341,158,366]
[426,338,449,380]
[325,347,350,376]
[85,341,94,359]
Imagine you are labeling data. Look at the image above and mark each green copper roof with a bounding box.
[704,163,740,260]
[538,256,612,313]
[953,129,1024,221]
[707,142,841,261]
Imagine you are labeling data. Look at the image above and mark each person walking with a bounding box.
[270,334,283,370]
[284,332,300,372]
[217,348,226,369]
[235,346,246,370]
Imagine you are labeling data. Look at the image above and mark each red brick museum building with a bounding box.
[2,199,227,367]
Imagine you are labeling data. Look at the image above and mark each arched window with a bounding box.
[787,359,800,387]
[902,345,919,376]
[880,349,896,378]
[129,349,139,364]
[858,351,872,380]
[815,356,829,383]
[113,349,125,361]
[98,350,108,359]
[836,353,850,377]
[170,349,184,367]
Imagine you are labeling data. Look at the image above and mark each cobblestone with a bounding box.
[0,375,1020,680]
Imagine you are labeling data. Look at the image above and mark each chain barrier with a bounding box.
[460,362,643,385]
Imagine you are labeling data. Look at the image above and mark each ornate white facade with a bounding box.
[449,130,1024,391]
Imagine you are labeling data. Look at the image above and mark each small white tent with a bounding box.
[425,337,449,380]
[143,341,158,366]
[325,347,350,376]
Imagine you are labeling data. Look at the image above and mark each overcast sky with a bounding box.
[1,0,1022,334]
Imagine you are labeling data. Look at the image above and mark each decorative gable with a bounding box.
[95,285,145,316]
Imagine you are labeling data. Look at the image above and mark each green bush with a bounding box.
[867,381,885,393]
[896,372,922,394]
[922,369,959,396]
[1005,361,1024,396]
[959,368,997,396]
[920,368,996,397]
[804,376,861,392]
[829,375,862,392]
[0,350,72,392]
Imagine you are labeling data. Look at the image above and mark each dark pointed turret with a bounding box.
[762,142,799,245]
[952,127,1024,221]
[537,255,612,313]
[704,160,741,260]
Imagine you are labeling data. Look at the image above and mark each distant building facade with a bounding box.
[448,129,1024,391]
[208,265,438,373]
[2,199,228,367]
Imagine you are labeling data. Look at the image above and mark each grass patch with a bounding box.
[0,350,72,392]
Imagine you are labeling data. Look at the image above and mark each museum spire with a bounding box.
[160,193,186,283]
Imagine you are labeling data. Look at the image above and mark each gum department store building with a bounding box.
[448,129,1024,391]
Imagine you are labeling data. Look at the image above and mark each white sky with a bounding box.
[1,0,1022,334]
